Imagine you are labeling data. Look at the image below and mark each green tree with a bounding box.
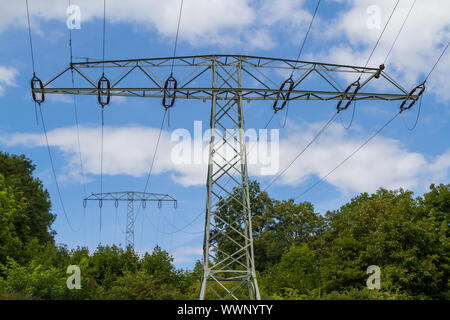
[0,174,25,265]
[319,185,449,299]
[261,244,320,298]
[0,152,55,265]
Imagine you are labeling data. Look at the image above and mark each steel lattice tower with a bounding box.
[83,191,177,248]
[31,55,420,299]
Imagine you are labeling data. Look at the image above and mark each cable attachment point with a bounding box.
[400,81,426,112]
[97,74,111,107]
[337,79,361,113]
[31,73,45,104]
[374,64,385,79]
[273,76,294,113]
[163,73,177,109]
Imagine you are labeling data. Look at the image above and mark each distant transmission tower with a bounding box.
[83,191,177,248]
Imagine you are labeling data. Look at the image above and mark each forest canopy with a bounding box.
[0,151,448,300]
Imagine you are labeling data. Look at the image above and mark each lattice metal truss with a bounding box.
[33,55,419,300]
[83,191,177,249]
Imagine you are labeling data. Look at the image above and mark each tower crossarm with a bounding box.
[33,55,418,103]
[83,191,176,202]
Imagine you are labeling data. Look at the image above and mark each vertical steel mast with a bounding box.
[200,58,260,300]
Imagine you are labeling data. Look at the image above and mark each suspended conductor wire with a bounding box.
[102,0,106,74]
[335,1,400,131]
[425,41,450,81]
[134,110,168,223]
[383,0,417,65]
[39,105,79,232]
[142,109,167,194]
[399,40,449,131]
[25,0,35,74]
[401,94,422,131]
[294,110,400,200]
[291,0,321,76]
[98,0,108,242]
[362,0,400,71]
[170,0,184,75]
[338,100,357,130]
[262,111,339,192]
[26,0,78,232]
[146,207,204,235]
[25,0,39,124]
[277,0,320,130]
[99,107,105,236]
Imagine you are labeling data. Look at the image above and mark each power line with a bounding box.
[276,0,321,128]
[363,0,400,70]
[142,110,167,194]
[401,94,422,131]
[39,105,79,232]
[425,41,450,81]
[262,111,339,192]
[294,110,401,200]
[383,0,417,64]
[25,0,35,74]
[338,100,357,130]
[134,109,168,224]
[102,0,106,74]
[100,108,105,237]
[291,0,321,75]
[98,0,108,242]
[170,0,184,75]
[26,0,78,233]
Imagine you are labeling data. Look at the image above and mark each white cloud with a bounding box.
[0,66,18,96]
[1,120,449,195]
[316,0,450,100]
[274,119,450,195]
[1,0,303,50]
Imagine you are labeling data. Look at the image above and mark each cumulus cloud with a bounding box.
[275,120,449,194]
[0,66,18,96]
[0,0,313,50]
[315,0,450,100]
[1,120,448,195]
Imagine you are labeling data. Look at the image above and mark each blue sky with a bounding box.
[0,0,449,269]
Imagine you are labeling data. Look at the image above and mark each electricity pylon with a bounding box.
[31,54,419,300]
[83,191,177,249]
